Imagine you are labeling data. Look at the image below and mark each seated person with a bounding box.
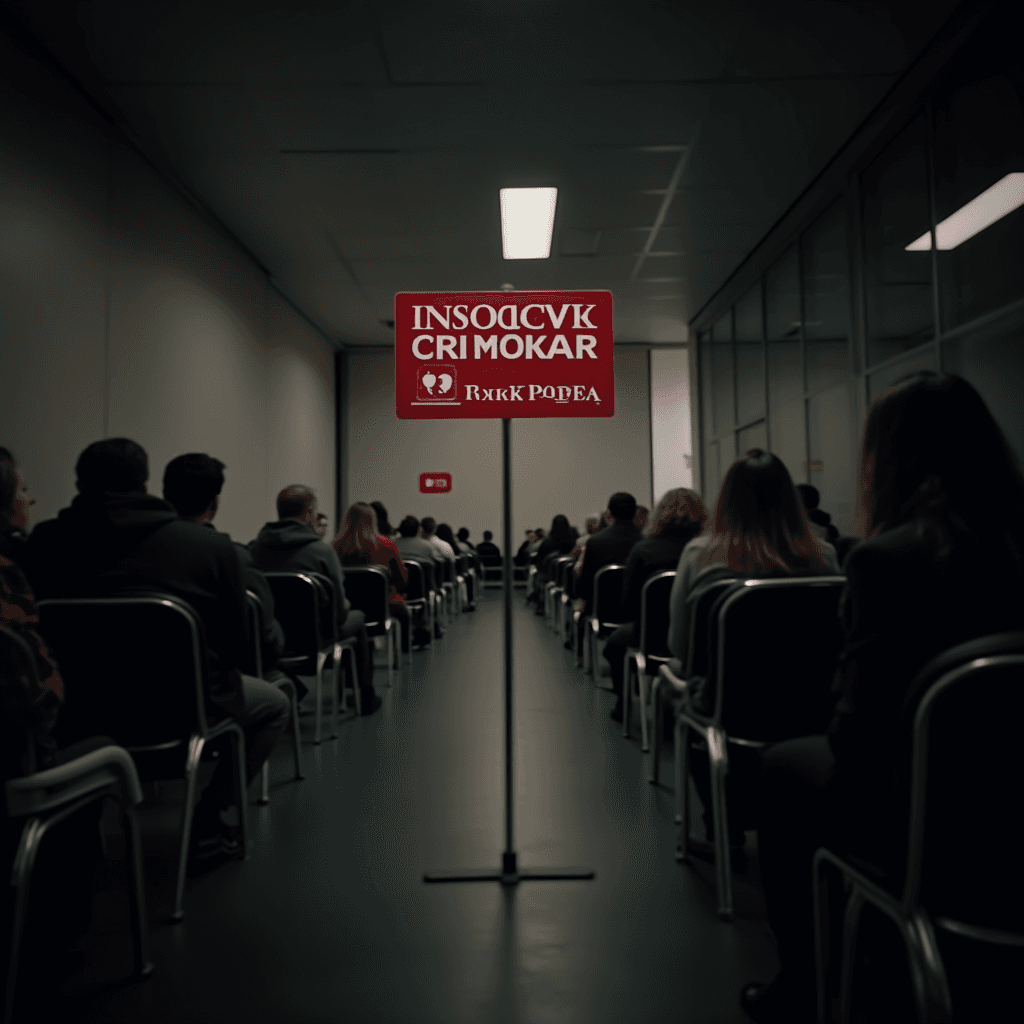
[742,374,1024,1022]
[578,492,642,614]
[370,501,394,539]
[476,530,501,563]
[0,446,32,568]
[796,483,840,544]
[529,514,577,610]
[455,527,475,552]
[436,523,474,609]
[24,439,290,868]
[604,488,708,722]
[571,514,602,568]
[633,504,649,533]
[514,530,537,567]
[249,485,380,715]
[666,452,839,865]
[394,516,444,639]
[421,516,455,564]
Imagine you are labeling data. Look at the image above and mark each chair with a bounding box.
[557,557,576,640]
[544,556,574,630]
[36,595,251,923]
[621,570,676,751]
[264,572,358,742]
[343,565,399,688]
[247,591,305,805]
[663,576,846,920]
[586,564,627,679]
[2,626,153,1024]
[812,632,1024,1024]
[455,554,469,612]
[402,559,435,648]
[460,552,476,608]
[480,552,504,588]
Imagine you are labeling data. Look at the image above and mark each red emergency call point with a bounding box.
[395,290,614,419]
[419,472,452,493]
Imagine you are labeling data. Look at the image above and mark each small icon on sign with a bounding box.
[417,365,457,402]
[419,472,452,493]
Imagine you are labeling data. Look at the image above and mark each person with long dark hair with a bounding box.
[529,514,577,611]
[741,373,1024,1021]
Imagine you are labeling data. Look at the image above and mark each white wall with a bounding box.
[650,347,693,501]
[347,348,652,544]
[0,65,335,544]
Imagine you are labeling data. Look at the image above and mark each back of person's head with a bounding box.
[0,448,17,530]
[647,488,708,539]
[483,530,493,542]
[436,523,457,548]
[370,501,391,535]
[535,527,545,537]
[334,501,378,559]
[399,515,420,538]
[163,453,225,518]
[277,484,316,521]
[710,449,826,574]
[548,514,575,547]
[585,513,601,534]
[608,492,637,523]
[796,484,820,511]
[457,527,470,542]
[421,516,437,536]
[634,505,649,531]
[860,372,1024,550]
[76,438,148,495]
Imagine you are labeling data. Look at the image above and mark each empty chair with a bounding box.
[813,632,1024,1023]
[479,551,504,588]
[585,564,627,677]
[35,595,250,923]
[666,576,845,920]
[343,565,399,688]
[402,559,435,647]
[557,556,577,641]
[621,570,676,751]
[544,556,574,629]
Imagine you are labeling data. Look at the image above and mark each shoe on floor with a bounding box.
[360,692,383,716]
[609,703,624,723]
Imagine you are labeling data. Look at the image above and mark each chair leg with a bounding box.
[5,818,44,1024]
[813,855,830,1024]
[330,643,341,739]
[172,733,205,922]
[287,679,305,779]
[121,804,154,978]
[622,652,632,739]
[649,677,662,784]
[230,728,249,860]
[838,890,866,1024]
[674,719,685,826]
[638,671,650,753]
[904,912,954,1024]
[386,623,394,688]
[314,650,327,745]
[709,729,733,921]
[260,761,270,805]
[348,646,362,716]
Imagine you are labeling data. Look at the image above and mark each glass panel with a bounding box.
[711,312,734,436]
[862,115,935,367]
[699,331,715,446]
[767,247,806,484]
[932,15,1024,333]
[705,440,721,511]
[802,200,851,394]
[735,285,765,424]
[738,419,767,457]
[866,345,937,404]
[807,386,856,538]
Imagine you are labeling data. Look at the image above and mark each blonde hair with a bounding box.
[646,488,708,538]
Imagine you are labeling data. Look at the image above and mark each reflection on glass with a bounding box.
[711,311,734,436]
[738,420,767,458]
[866,346,937,403]
[803,201,851,394]
[767,246,806,484]
[735,284,765,424]
[808,386,855,537]
[862,115,935,366]
[932,19,1024,332]
[700,331,715,444]
[705,440,721,510]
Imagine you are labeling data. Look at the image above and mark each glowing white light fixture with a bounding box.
[500,187,557,259]
[905,172,1024,251]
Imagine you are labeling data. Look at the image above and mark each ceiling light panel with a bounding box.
[501,187,558,259]
[905,172,1024,251]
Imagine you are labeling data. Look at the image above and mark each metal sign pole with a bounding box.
[423,418,594,886]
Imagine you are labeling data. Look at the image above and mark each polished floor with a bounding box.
[31,587,778,1023]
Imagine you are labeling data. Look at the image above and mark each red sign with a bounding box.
[395,291,614,419]
[419,472,452,493]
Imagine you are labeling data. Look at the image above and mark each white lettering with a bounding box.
[470,304,498,329]
[547,334,574,358]
[474,334,498,359]
[509,385,523,401]
[557,386,571,402]
[497,388,508,401]
[425,306,450,329]
[572,304,597,329]
[452,304,469,329]
[587,387,601,402]
[499,334,524,359]
[497,305,519,330]
[459,335,467,360]
[412,334,434,359]
[482,388,495,401]
[413,305,425,330]
[573,385,585,400]
[542,386,555,399]
[521,304,545,330]
[575,334,598,359]
[436,335,457,359]
[525,335,548,359]
[465,384,480,400]
[545,304,570,328]
[529,385,542,400]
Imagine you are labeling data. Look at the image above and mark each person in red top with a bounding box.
[334,503,425,654]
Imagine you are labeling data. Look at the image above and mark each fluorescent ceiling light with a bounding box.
[500,187,557,259]
[905,172,1024,251]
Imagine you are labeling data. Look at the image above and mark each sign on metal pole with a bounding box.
[400,290,611,886]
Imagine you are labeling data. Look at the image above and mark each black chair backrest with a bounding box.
[559,557,576,598]
[711,577,846,739]
[638,571,676,660]
[263,572,329,661]
[685,578,744,678]
[901,632,1024,931]
[37,595,208,749]
[403,559,428,602]
[456,554,468,577]
[0,624,40,777]
[245,590,264,679]
[592,564,626,626]
[479,552,503,568]
[343,566,391,631]
[550,554,573,583]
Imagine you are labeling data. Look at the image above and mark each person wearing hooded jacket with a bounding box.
[248,484,379,716]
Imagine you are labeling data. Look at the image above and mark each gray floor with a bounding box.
[37,587,778,1023]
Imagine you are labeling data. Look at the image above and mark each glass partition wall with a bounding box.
[692,4,1024,539]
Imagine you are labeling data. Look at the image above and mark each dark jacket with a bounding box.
[248,518,351,628]
[619,521,703,632]
[25,491,250,718]
[827,512,1024,861]
[477,540,502,563]
[577,519,642,609]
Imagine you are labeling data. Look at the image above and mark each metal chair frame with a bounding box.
[2,627,153,1024]
[557,557,576,640]
[343,565,399,688]
[401,559,435,649]
[247,591,305,805]
[586,564,627,681]
[544,556,575,630]
[35,595,249,923]
[812,645,1024,1024]
[622,571,676,751]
